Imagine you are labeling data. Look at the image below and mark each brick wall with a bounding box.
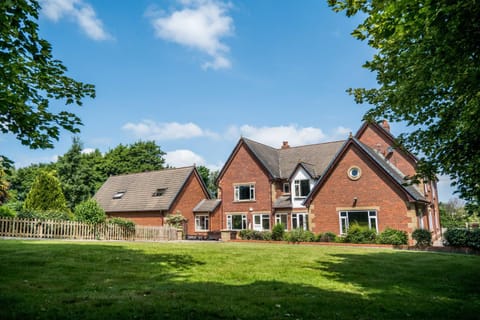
[310,145,416,237]
[218,143,272,228]
[357,124,417,177]
[107,211,164,226]
[170,171,211,235]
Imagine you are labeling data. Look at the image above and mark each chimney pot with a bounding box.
[281,141,290,149]
[381,120,390,132]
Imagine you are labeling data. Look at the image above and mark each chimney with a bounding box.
[281,141,290,149]
[381,120,390,132]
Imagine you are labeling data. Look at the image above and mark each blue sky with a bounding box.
[1,0,454,201]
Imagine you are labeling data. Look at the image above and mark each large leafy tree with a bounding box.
[0,0,95,149]
[8,162,55,202]
[56,137,104,210]
[197,165,219,198]
[328,1,480,206]
[101,141,166,176]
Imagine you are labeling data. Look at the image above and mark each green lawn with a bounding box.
[0,240,479,319]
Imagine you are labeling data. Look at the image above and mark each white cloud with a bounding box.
[41,0,112,41]
[148,0,234,70]
[332,126,352,139]
[81,148,96,154]
[229,124,328,147]
[165,149,206,168]
[122,120,219,140]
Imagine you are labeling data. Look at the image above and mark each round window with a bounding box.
[347,166,362,180]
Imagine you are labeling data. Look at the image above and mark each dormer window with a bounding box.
[152,188,167,197]
[294,179,310,198]
[283,183,290,194]
[112,191,125,199]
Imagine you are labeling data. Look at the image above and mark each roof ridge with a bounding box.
[107,166,194,178]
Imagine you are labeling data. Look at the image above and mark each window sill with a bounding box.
[233,200,256,203]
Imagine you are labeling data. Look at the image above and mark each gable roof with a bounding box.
[217,137,345,182]
[304,137,427,206]
[94,166,209,213]
[355,120,418,164]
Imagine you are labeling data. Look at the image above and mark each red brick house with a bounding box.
[94,166,221,238]
[216,121,441,242]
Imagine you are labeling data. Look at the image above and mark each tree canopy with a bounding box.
[0,0,95,149]
[328,0,480,206]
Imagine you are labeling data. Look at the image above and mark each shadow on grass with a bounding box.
[0,241,479,319]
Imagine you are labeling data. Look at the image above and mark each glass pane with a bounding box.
[232,215,243,229]
[348,211,369,228]
[300,180,310,196]
[262,215,270,230]
[238,186,250,200]
[254,215,260,224]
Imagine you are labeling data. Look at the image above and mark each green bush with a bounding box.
[17,209,73,221]
[344,223,376,243]
[285,229,315,243]
[376,228,408,245]
[271,223,285,241]
[74,199,106,224]
[0,205,16,217]
[239,230,272,240]
[412,228,432,247]
[443,228,480,249]
[108,217,136,233]
[165,214,187,228]
[316,231,337,242]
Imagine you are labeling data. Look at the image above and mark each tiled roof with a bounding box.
[93,166,197,213]
[273,195,292,209]
[242,138,345,179]
[356,140,426,202]
[193,199,222,213]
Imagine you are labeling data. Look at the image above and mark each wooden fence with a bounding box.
[0,217,179,241]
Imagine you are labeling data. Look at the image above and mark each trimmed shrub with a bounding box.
[285,229,315,243]
[377,228,408,245]
[238,230,272,240]
[344,223,376,244]
[108,217,136,233]
[0,205,16,217]
[317,231,337,242]
[412,228,432,247]
[271,223,285,241]
[17,209,73,221]
[443,228,480,249]
[74,199,106,224]
[165,214,187,228]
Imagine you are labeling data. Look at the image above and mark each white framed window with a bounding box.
[275,213,288,230]
[195,214,209,232]
[347,166,362,180]
[253,214,270,231]
[227,214,247,230]
[294,179,310,198]
[292,213,308,230]
[234,184,255,201]
[339,210,378,234]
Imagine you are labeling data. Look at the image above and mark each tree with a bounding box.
[328,1,480,206]
[74,199,106,224]
[8,162,55,202]
[0,0,95,149]
[101,141,166,176]
[23,170,69,212]
[197,165,219,198]
[56,137,103,209]
[0,161,9,204]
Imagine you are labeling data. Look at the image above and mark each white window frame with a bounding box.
[227,214,247,230]
[253,214,270,231]
[292,213,308,230]
[234,184,255,202]
[339,210,378,235]
[195,214,209,232]
[275,213,288,230]
[294,179,310,198]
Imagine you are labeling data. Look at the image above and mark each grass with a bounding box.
[0,240,479,319]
